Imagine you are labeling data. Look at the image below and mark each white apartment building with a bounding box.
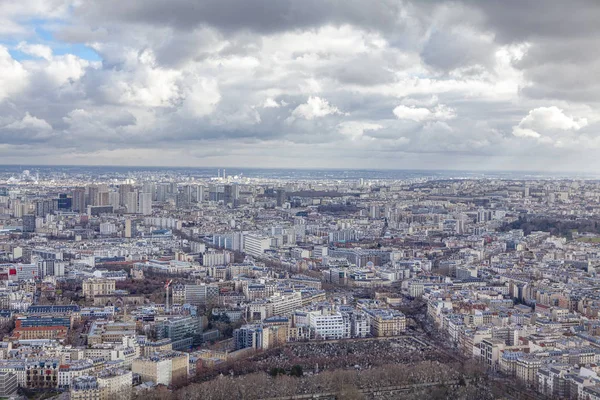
[244,234,271,258]
[307,310,349,340]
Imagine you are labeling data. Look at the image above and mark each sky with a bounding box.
[0,0,599,171]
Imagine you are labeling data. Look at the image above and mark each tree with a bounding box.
[289,365,303,377]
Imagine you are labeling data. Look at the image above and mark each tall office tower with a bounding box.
[72,188,86,212]
[156,184,169,202]
[370,205,380,219]
[126,191,139,214]
[35,199,58,217]
[108,192,120,209]
[222,169,226,179]
[195,185,205,203]
[208,184,217,202]
[223,184,239,206]
[22,214,36,233]
[138,192,152,215]
[125,219,132,238]
[276,188,286,207]
[11,199,22,218]
[97,191,110,206]
[142,182,155,197]
[57,194,72,210]
[169,182,178,194]
[88,185,100,206]
[181,185,193,205]
[37,259,61,278]
[176,192,187,209]
[119,184,133,207]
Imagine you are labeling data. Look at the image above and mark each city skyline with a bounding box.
[1,1,600,170]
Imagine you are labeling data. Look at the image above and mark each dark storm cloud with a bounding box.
[465,0,600,42]
[2,0,600,169]
[73,0,402,34]
[420,29,493,71]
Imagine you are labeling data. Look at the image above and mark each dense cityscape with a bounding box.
[2,0,600,398]
[0,166,598,398]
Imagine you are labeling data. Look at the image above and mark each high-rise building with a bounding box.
[37,259,64,278]
[22,215,36,233]
[72,188,86,212]
[57,194,72,210]
[195,185,205,203]
[138,192,152,215]
[176,186,193,208]
[88,185,100,206]
[124,219,132,238]
[97,191,110,206]
[156,184,169,202]
[142,182,155,197]
[244,234,271,258]
[208,184,225,202]
[118,184,133,207]
[11,199,22,218]
[35,199,58,217]
[276,188,286,207]
[223,184,239,206]
[0,372,17,397]
[108,192,120,209]
[126,191,138,214]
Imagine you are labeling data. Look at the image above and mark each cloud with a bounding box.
[0,46,28,101]
[4,113,52,131]
[263,98,281,108]
[337,121,382,140]
[180,78,221,118]
[393,104,456,122]
[512,106,588,139]
[1,0,600,171]
[290,96,344,120]
[17,42,53,60]
[70,0,403,35]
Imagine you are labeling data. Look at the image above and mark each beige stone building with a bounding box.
[97,368,132,400]
[132,351,189,387]
[365,308,406,337]
[83,279,116,299]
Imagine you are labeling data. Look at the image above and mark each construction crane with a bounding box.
[164,279,173,313]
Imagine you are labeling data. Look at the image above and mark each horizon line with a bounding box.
[0,163,593,175]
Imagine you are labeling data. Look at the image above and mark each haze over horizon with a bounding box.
[1,0,599,171]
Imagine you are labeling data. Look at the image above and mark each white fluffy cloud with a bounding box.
[393,104,456,122]
[263,98,281,108]
[181,78,221,118]
[17,42,53,60]
[290,96,344,120]
[0,46,28,101]
[512,106,588,139]
[4,113,52,131]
